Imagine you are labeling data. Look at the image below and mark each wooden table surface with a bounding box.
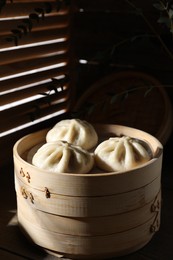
[1,134,173,260]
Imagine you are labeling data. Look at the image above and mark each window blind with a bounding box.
[0,0,76,166]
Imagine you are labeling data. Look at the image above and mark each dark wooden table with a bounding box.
[1,133,173,260]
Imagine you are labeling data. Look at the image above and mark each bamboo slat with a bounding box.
[18,213,158,259]
[17,192,161,236]
[15,175,160,217]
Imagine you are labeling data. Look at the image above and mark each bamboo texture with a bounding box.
[14,124,163,258]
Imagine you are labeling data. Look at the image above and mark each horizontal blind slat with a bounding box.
[0,13,70,36]
[0,2,70,18]
[1,75,70,106]
[0,27,70,49]
[0,65,69,92]
[0,103,68,134]
[1,91,68,121]
[0,90,70,132]
[0,53,69,78]
[0,41,69,66]
[0,101,68,136]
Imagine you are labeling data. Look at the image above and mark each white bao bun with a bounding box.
[46,119,98,150]
[94,136,152,172]
[32,141,94,174]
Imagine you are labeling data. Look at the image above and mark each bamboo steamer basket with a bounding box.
[13,124,163,259]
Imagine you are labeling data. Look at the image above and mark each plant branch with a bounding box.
[125,0,173,61]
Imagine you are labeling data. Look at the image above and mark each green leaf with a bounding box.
[102,100,109,112]
[121,91,129,102]
[128,86,137,94]
[23,19,33,31]
[110,94,119,104]
[29,13,40,23]
[157,16,171,27]
[11,29,22,38]
[87,103,96,115]
[17,25,27,34]
[35,8,45,19]
[153,3,166,11]
[5,35,18,46]
[144,86,154,97]
[134,7,143,16]
[169,9,173,19]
